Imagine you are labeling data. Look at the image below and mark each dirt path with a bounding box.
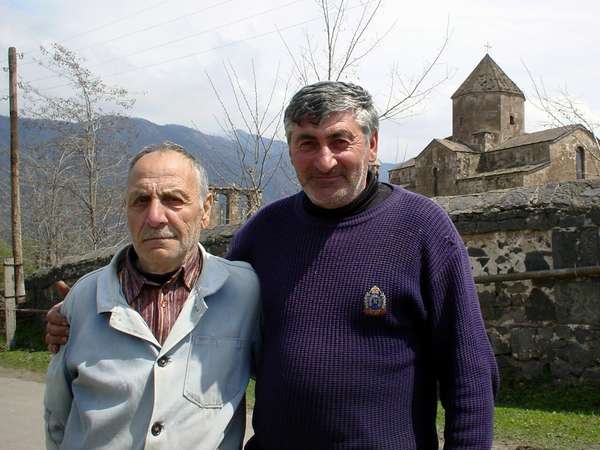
[0,367,46,450]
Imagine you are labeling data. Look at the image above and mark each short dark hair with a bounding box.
[283,81,379,143]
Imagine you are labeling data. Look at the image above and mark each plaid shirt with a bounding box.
[117,245,202,344]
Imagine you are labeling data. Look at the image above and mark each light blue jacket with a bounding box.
[44,245,260,450]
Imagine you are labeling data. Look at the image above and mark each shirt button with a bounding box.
[157,356,169,367]
[151,422,163,436]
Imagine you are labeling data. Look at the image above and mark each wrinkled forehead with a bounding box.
[127,152,199,193]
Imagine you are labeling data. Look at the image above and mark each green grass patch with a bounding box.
[434,381,600,449]
[0,348,52,373]
[492,381,600,449]
[494,405,599,449]
[0,320,52,373]
[246,378,256,409]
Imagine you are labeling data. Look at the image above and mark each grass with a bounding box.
[1,331,598,449]
[0,317,52,373]
[491,382,600,449]
[0,347,52,373]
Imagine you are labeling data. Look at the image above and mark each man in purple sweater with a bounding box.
[47,81,498,449]
[231,81,498,450]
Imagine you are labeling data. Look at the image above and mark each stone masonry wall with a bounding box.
[435,179,600,383]
[23,181,600,383]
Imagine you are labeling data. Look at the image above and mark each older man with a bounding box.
[44,143,260,450]
[48,82,498,450]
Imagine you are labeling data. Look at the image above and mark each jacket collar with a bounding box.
[96,243,229,314]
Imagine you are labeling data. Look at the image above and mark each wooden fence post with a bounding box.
[4,258,17,349]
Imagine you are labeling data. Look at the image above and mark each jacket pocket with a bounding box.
[184,335,246,408]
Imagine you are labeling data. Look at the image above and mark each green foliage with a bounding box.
[0,238,41,286]
[12,315,47,351]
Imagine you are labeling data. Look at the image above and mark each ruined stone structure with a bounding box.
[21,181,600,383]
[389,54,600,196]
[208,186,259,228]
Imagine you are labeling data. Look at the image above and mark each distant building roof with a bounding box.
[435,138,479,153]
[460,161,550,180]
[492,125,584,151]
[391,157,416,170]
[451,54,525,100]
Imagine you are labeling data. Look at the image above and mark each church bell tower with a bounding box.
[451,54,525,151]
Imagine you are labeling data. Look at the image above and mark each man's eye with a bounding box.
[163,196,184,206]
[132,197,149,206]
[331,139,350,151]
[298,141,317,152]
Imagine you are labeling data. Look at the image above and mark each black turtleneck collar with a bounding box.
[302,170,393,219]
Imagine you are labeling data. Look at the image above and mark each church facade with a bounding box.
[388,54,599,196]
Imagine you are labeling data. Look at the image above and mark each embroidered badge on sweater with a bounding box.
[363,285,387,316]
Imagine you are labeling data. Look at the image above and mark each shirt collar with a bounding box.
[97,243,228,314]
[121,245,202,301]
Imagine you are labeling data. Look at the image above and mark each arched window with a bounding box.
[509,115,515,125]
[217,193,229,224]
[576,147,585,179]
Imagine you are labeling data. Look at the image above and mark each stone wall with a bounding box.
[435,179,600,383]
[22,181,600,383]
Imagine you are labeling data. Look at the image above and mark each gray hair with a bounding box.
[283,81,379,144]
[129,141,209,201]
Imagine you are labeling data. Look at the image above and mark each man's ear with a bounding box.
[200,192,214,229]
[368,130,379,163]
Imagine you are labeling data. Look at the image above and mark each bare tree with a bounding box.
[20,135,77,267]
[281,0,451,121]
[20,43,134,258]
[524,62,600,168]
[206,60,291,216]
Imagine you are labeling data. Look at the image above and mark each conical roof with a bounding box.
[451,54,524,99]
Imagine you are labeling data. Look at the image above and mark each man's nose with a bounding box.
[146,199,168,227]
[314,146,337,172]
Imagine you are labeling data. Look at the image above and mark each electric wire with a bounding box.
[24,0,305,85]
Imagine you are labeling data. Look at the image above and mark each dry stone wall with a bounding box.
[435,180,600,383]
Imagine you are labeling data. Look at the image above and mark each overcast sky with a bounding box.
[1,0,599,164]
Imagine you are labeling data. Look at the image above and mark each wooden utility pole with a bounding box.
[7,47,24,349]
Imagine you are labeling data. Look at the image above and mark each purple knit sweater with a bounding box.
[229,186,499,450]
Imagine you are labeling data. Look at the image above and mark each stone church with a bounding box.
[388,54,599,196]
